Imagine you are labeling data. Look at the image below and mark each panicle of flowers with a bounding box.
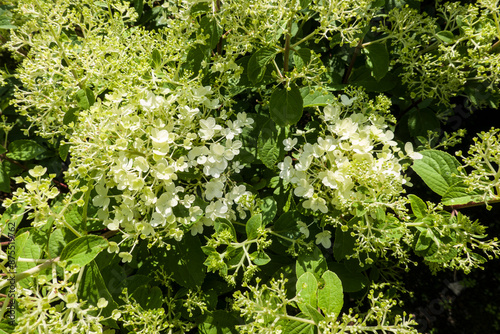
[278,90,418,217]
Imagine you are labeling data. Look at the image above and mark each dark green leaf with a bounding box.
[436,31,455,44]
[293,48,311,70]
[260,196,277,226]
[296,246,327,280]
[75,88,95,110]
[60,235,108,268]
[200,16,223,50]
[164,234,206,289]
[48,228,77,258]
[412,150,462,196]
[442,182,486,206]
[300,87,335,107]
[333,226,355,262]
[250,251,271,266]
[407,108,440,138]
[131,286,163,310]
[270,84,303,127]
[408,194,427,218]
[257,119,283,168]
[0,161,10,192]
[363,43,389,81]
[299,0,312,9]
[151,48,161,68]
[246,213,262,240]
[328,262,369,293]
[199,310,239,334]
[59,143,70,161]
[247,47,276,83]
[79,261,118,328]
[6,139,47,161]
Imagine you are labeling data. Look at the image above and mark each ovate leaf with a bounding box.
[436,31,455,44]
[408,194,427,218]
[246,213,262,240]
[6,140,47,161]
[270,84,303,127]
[296,246,327,280]
[300,87,335,107]
[363,43,389,81]
[247,47,276,83]
[60,235,108,268]
[442,182,486,206]
[75,88,95,110]
[296,272,318,309]
[411,150,462,196]
[318,270,343,319]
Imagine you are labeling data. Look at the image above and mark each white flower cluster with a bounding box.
[278,94,419,214]
[67,86,254,253]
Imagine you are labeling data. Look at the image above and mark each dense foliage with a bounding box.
[1,0,500,333]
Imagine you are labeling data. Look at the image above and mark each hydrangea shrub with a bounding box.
[1,0,500,333]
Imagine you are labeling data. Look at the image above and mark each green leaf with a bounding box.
[131,286,163,310]
[296,272,318,309]
[407,108,440,138]
[79,261,118,328]
[190,2,210,16]
[270,84,304,127]
[199,310,239,334]
[60,235,108,268]
[16,229,42,288]
[14,231,29,261]
[164,234,206,289]
[300,87,335,107]
[408,194,427,218]
[246,213,262,240]
[214,218,236,239]
[436,31,455,44]
[442,182,486,206]
[328,262,369,293]
[259,196,277,226]
[1,203,25,233]
[0,145,6,154]
[63,107,79,125]
[284,319,315,334]
[318,270,343,319]
[200,16,223,50]
[48,228,77,258]
[0,161,10,192]
[257,119,283,168]
[299,0,312,9]
[296,246,327,280]
[6,139,47,161]
[293,48,311,70]
[302,303,325,324]
[151,48,161,68]
[182,44,209,76]
[363,43,389,81]
[59,143,70,161]
[0,8,17,29]
[412,150,462,196]
[247,47,276,83]
[250,251,271,266]
[415,229,433,252]
[75,88,95,110]
[333,226,355,262]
